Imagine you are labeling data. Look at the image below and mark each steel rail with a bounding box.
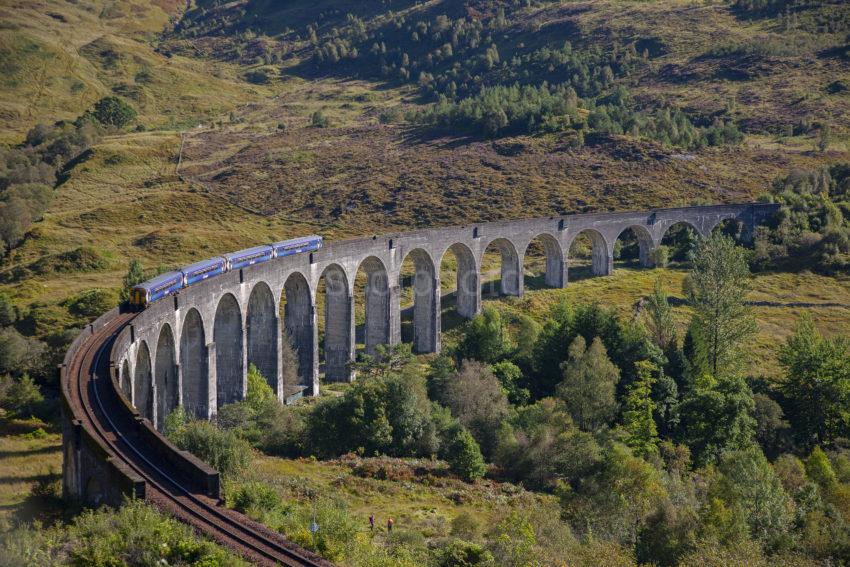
[65,312,332,567]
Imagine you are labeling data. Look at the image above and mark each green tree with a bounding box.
[643,278,676,350]
[686,233,756,378]
[487,511,537,567]
[678,374,756,466]
[120,259,145,302]
[445,360,510,458]
[442,424,487,482]
[0,327,46,376]
[778,314,850,448]
[561,442,667,545]
[805,446,837,488]
[491,360,530,405]
[246,363,275,412]
[349,343,414,379]
[557,336,620,432]
[0,373,43,417]
[456,306,514,364]
[623,360,659,458]
[91,96,137,128]
[712,447,793,548]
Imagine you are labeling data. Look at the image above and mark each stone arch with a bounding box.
[710,216,747,241]
[482,238,521,297]
[319,263,353,381]
[440,242,480,319]
[355,256,391,355]
[399,248,438,354]
[154,324,179,430]
[120,359,132,401]
[659,221,701,265]
[281,271,314,387]
[214,293,244,408]
[614,224,656,268]
[133,341,152,422]
[180,308,208,420]
[568,228,611,277]
[523,233,565,288]
[247,282,278,392]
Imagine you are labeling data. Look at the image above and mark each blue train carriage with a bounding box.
[129,271,184,309]
[271,235,323,258]
[225,245,274,271]
[181,257,226,286]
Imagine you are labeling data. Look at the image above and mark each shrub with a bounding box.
[0,373,43,417]
[90,96,137,128]
[66,288,117,318]
[231,481,284,514]
[652,245,669,267]
[246,363,275,411]
[245,69,271,84]
[439,539,495,567]
[311,110,330,128]
[441,425,487,482]
[167,418,251,477]
[444,360,510,458]
[0,499,247,566]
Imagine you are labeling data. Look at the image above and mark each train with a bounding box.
[128,235,323,309]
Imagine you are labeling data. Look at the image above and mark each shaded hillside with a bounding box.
[166,0,850,139]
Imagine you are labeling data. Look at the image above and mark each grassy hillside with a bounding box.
[0,0,259,143]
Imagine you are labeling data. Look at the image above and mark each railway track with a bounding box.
[64,311,333,567]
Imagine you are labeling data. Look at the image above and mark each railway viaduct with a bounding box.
[62,202,778,532]
[107,202,777,429]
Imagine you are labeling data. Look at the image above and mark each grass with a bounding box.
[442,263,850,380]
[0,417,63,531]
[237,453,558,545]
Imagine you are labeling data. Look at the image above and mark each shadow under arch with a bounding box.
[567,228,611,280]
[318,263,352,381]
[523,233,565,290]
[354,256,391,355]
[439,242,480,321]
[133,341,152,422]
[281,271,314,389]
[180,308,208,419]
[154,323,178,430]
[399,248,438,354]
[481,237,521,297]
[659,220,701,265]
[247,281,278,393]
[214,293,244,408]
[613,224,656,268]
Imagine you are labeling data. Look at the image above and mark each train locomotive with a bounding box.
[128,235,322,310]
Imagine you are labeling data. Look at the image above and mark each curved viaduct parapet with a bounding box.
[112,202,779,413]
